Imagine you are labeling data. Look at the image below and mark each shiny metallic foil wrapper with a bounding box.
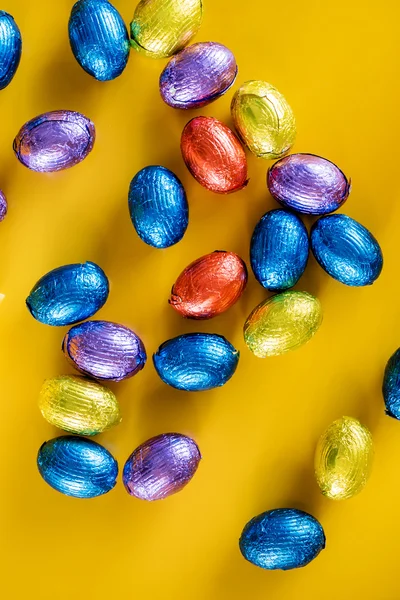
[0,11,22,90]
[383,348,400,419]
[26,261,109,326]
[181,116,248,194]
[13,110,95,172]
[170,251,247,319]
[311,214,383,286]
[123,433,201,500]
[37,435,118,498]
[128,165,188,248]
[250,210,309,291]
[63,320,146,381]
[240,508,325,570]
[244,290,322,357]
[231,80,296,160]
[268,154,351,215]
[160,42,237,109]
[69,0,130,81]
[0,190,7,222]
[153,332,239,391]
[130,0,202,59]
[315,416,373,500]
[39,375,121,435]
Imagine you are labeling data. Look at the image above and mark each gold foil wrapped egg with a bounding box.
[315,416,373,500]
[231,80,296,160]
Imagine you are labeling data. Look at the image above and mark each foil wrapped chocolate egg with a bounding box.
[128,166,188,248]
[250,209,309,291]
[315,416,373,500]
[240,508,325,570]
[130,0,202,59]
[244,290,322,357]
[170,251,247,319]
[123,433,201,500]
[160,42,237,109]
[181,116,248,193]
[0,11,22,90]
[63,320,146,381]
[69,0,130,81]
[311,214,383,286]
[231,80,296,160]
[153,333,239,391]
[26,261,109,326]
[268,154,351,215]
[383,348,400,419]
[13,110,95,172]
[37,435,118,498]
[0,190,7,221]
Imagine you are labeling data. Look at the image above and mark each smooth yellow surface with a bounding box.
[0,1,399,598]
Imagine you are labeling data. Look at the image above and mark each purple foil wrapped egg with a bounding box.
[160,42,237,109]
[0,190,7,221]
[62,320,147,382]
[123,433,201,501]
[13,110,95,172]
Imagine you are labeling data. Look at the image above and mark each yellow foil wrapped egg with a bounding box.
[315,416,373,500]
[231,80,296,159]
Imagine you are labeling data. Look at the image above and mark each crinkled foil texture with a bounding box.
[244,290,322,357]
[69,0,130,81]
[123,433,201,500]
[0,11,22,90]
[181,116,248,193]
[13,110,95,172]
[37,435,118,498]
[170,251,247,319]
[268,154,351,215]
[0,190,7,221]
[239,508,325,570]
[383,348,400,419]
[315,416,373,500]
[231,80,296,159]
[26,261,109,326]
[130,0,202,58]
[153,332,239,391]
[63,320,146,381]
[250,210,309,291]
[160,42,237,109]
[128,165,188,248]
[311,214,383,286]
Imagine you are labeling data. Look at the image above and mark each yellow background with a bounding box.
[1,1,399,598]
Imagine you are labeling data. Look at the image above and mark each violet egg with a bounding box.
[0,11,22,90]
[0,190,7,221]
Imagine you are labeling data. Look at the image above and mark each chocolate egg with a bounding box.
[383,348,400,419]
[13,110,95,172]
[160,42,237,109]
[123,433,201,500]
[170,251,247,319]
[0,11,22,90]
[26,261,109,326]
[0,190,7,221]
[268,154,351,215]
[181,116,248,193]
[63,320,146,381]
[244,291,322,357]
[240,508,325,570]
[311,214,383,286]
[130,0,202,58]
[153,333,239,391]
[69,0,130,81]
[250,210,309,291]
[128,165,188,248]
[231,80,296,159]
[37,436,118,498]
[315,416,373,500]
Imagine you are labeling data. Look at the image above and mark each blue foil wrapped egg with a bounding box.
[37,435,118,498]
[383,348,400,419]
[153,333,239,391]
[239,508,326,570]
[69,0,130,81]
[129,166,188,248]
[0,11,22,90]
[311,214,383,286]
[250,209,309,291]
[26,261,109,326]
